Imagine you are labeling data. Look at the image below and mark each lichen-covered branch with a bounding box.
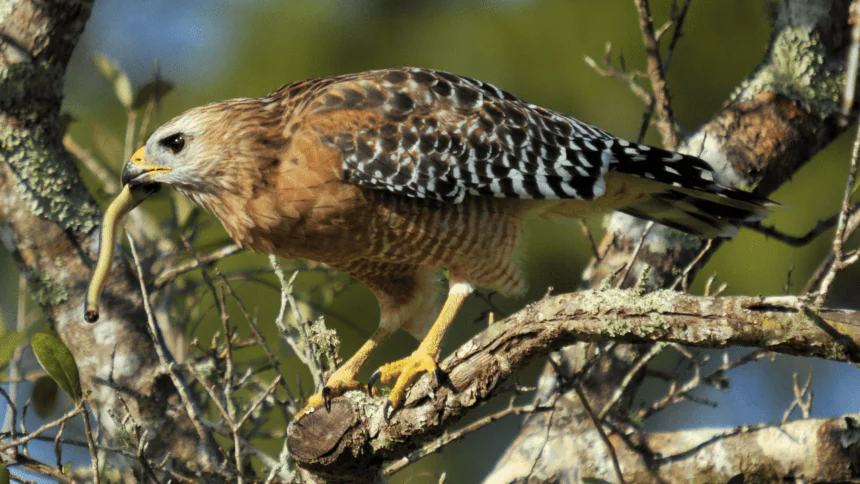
[493,416,860,483]
[288,290,860,481]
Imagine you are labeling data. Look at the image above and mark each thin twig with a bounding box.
[238,376,282,429]
[126,233,224,466]
[154,243,242,289]
[634,0,678,149]
[2,274,25,435]
[574,384,625,484]
[598,343,666,420]
[11,453,76,484]
[814,119,860,304]
[670,239,713,291]
[80,403,100,484]
[270,256,325,392]
[577,219,601,260]
[782,372,813,424]
[0,406,83,453]
[585,43,652,105]
[618,221,654,288]
[178,236,299,413]
[63,135,119,194]
[744,205,859,247]
[384,399,552,476]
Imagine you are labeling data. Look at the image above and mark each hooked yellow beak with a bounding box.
[120,146,172,186]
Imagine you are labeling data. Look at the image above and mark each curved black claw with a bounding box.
[367,368,382,396]
[321,386,332,412]
[382,399,393,422]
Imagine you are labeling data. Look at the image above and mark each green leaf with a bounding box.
[31,333,82,402]
[91,54,133,110]
[32,375,59,417]
[0,332,25,368]
[132,79,174,110]
[0,464,9,484]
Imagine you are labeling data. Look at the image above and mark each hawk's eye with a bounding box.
[160,133,185,154]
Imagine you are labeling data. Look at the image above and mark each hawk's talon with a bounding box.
[382,400,393,422]
[367,369,383,396]
[296,371,362,417]
[321,386,332,412]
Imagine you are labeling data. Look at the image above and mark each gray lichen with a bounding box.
[28,270,69,307]
[736,27,843,118]
[0,63,101,234]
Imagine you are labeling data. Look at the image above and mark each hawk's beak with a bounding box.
[121,146,172,187]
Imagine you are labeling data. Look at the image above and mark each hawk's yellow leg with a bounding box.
[298,325,396,417]
[369,281,474,411]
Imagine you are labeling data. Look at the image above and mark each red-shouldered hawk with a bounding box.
[106,68,772,417]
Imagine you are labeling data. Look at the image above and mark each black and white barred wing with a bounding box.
[309,67,772,237]
[312,67,616,202]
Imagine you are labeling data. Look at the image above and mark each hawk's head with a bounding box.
[121,98,278,198]
[122,103,223,193]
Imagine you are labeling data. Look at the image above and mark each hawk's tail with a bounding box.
[610,146,776,239]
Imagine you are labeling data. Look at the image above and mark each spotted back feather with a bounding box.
[281,67,772,237]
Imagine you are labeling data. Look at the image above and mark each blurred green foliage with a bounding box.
[1,1,858,482]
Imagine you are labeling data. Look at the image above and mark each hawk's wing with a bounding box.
[302,68,624,202]
[298,68,726,205]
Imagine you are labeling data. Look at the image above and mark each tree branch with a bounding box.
[288,290,860,480]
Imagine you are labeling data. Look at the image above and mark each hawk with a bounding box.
[106,67,771,416]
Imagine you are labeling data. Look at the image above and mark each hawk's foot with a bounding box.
[297,369,362,418]
[367,350,444,416]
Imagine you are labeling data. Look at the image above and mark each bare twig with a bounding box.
[634,0,678,149]
[618,221,654,288]
[745,204,859,247]
[63,135,118,194]
[237,376,282,429]
[177,235,298,413]
[578,219,601,261]
[126,233,223,467]
[585,43,652,105]
[384,399,552,476]
[80,403,100,484]
[599,342,666,420]
[154,243,242,289]
[782,372,813,424]
[2,274,26,435]
[670,239,713,291]
[270,255,325,391]
[574,384,625,484]
[814,120,860,304]
[0,406,83,453]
